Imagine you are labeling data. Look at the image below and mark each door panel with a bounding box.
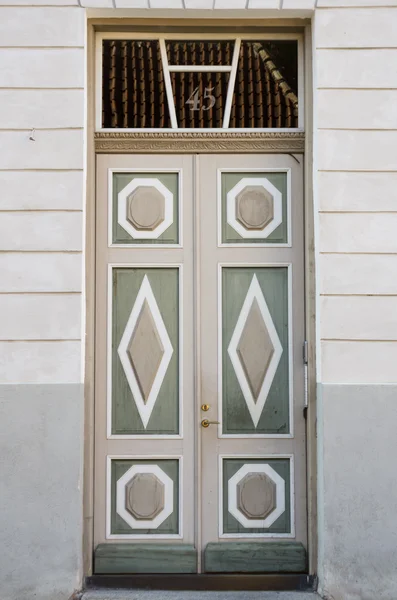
[111,267,180,436]
[94,155,195,563]
[199,154,306,566]
[109,458,180,536]
[221,266,290,436]
[111,171,180,246]
[94,152,306,574]
[219,170,290,246]
[221,457,292,535]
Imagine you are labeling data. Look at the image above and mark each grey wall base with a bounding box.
[317,384,397,600]
[0,384,84,600]
[3,381,397,599]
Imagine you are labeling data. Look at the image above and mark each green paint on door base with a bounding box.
[204,542,306,573]
[95,544,197,574]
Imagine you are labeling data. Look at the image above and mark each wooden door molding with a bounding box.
[94,132,305,154]
[198,154,307,571]
[92,151,309,576]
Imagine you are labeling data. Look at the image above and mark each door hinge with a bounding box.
[303,340,308,365]
[303,341,308,410]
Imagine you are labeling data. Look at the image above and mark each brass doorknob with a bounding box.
[201,419,220,428]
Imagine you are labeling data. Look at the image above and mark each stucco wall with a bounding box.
[314,4,397,600]
[0,5,85,380]
[1,1,397,600]
[0,4,86,600]
[0,385,84,600]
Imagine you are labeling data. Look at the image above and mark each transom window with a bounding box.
[98,34,302,131]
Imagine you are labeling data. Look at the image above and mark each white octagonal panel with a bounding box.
[228,463,285,529]
[118,177,173,240]
[116,464,174,530]
[227,177,282,239]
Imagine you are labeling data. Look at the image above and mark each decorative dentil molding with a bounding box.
[95,131,305,154]
[80,0,316,9]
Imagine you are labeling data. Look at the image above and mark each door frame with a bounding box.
[83,18,317,580]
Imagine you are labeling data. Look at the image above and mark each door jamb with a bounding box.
[83,19,316,579]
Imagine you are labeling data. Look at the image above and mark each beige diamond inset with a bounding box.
[127,186,165,232]
[237,472,277,520]
[236,185,274,231]
[228,275,283,427]
[125,473,165,521]
[236,298,275,402]
[127,300,165,404]
[118,275,173,428]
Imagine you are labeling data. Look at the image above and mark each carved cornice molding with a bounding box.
[94,131,305,154]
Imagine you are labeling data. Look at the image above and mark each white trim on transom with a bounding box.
[95,32,304,133]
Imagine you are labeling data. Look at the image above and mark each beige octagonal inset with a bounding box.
[237,472,276,521]
[227,177,282,239]
[125,473,165,521]
[127,186,165,232]
[228,463,285,529]
[116,464,173,530]
[236,185,274,231]
[118,177,173,240]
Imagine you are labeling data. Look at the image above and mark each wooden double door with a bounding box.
[94,152,307,574]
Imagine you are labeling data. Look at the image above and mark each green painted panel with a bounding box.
[222,267,289,435]
[222,458,291,535]
[95,543,197,573]
[113,172,179,245]
[110,459,179,536]
[112,267,179,435]
[204,542,306,573]
[221,171,288,245]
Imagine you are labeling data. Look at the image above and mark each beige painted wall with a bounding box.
[1,0,395,386]
[0,4,85,385]
[314,3,397,386]
[313,6,397,600]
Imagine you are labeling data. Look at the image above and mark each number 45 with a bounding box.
[186,86,216,111]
